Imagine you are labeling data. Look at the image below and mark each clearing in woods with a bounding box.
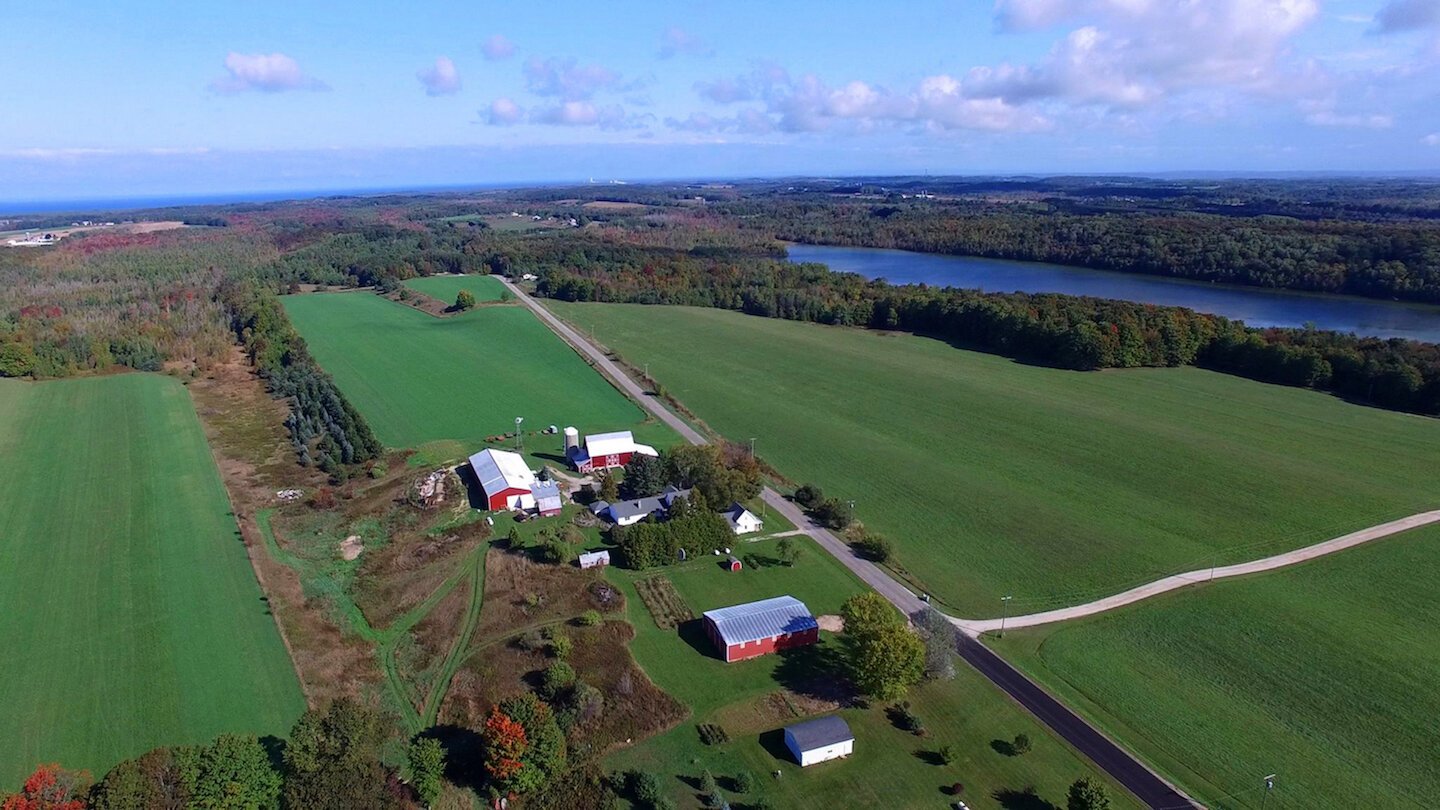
[0,375,304,785]
[545,302,1440,616]
[402,274,508,303]
[281,291,676,454]
[992,523,1440,809]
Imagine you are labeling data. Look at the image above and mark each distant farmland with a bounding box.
[995,524,1440,808]
[282,292,676,454]
[0,375,304,784]
[545,302,1440,615]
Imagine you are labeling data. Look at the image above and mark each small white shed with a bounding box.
[577,550,611,570]
[783,715,854,767]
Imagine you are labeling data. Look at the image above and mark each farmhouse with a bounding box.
[468,448,538,511]
[564,427,657,474]
[530,480,564,517]
[578,549,611,569]
[783,715,854,767]
[702,595,819,663]
[724,502,764,535]
[590,485,691,526]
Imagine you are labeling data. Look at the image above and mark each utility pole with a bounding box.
[749,437,756,458]
[1259,774,1275,810]
[999,595,1013,637]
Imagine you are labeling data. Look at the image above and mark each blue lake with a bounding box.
[786,244,1440,344]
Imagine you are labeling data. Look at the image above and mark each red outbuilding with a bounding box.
[564,428,658,474]
[702,595,819,663]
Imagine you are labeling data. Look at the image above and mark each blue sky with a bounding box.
[2,0,1439,202]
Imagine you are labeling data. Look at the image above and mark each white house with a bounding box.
[724,502,764,535]
[783,715,854,767]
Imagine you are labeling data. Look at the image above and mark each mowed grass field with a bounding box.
[402,274,507,302]
[546,303,1440,615]
[282,292,675,454]
[606,537,1138,810]
[0,375,304,785]
[992,524,1440,808]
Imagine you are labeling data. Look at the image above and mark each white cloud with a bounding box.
[530,101,638,129]
[523,57,619,100]
[658,26,714,59]
[1423,132,1440,145]
[417,56,461,96]
[486,98,523,125]
[210,52,326,94]
[1304,110,1394,128]
[482,34,515,60]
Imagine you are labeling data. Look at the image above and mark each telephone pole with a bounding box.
[999,595,1013,637]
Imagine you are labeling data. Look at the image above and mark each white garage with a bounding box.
[782,715,854,767]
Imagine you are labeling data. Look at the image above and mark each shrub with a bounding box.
[938,744,957,765]
[550,633,573,659]
[813,497,854,529]
[699,770,718,795]
[367,461,388,479]
[518,629,546,652]
[1012,732,1032,755]
[627,770,662,805]
[855,531,892,562]
[542,538,575,565]
[696,723,730,746]
[454,289,476,310]
[524,592,542,608]
[578,609,602,626]
[540,661,576,699]
[733,771,755,793]
[793,483,823,508]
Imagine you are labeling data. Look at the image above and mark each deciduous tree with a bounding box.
[407,738,445,807]
[2,764,89,810]
[1067,777,1111,810]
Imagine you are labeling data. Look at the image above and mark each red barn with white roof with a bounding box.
[564,428,657,474]
[468,448,537,511]
[702,595,819,663]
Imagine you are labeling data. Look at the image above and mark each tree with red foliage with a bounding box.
[481,706,528,788]
[2,764,90,810]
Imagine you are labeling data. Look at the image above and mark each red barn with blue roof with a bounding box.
[702,595,819,663]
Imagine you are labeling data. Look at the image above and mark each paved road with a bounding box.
[503,278,1200,809]
[953,509,1440,635]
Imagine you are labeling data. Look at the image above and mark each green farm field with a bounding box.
[545,303,1440,615]
[0,375,305,785]
[282,292,676,457]
[605,537,1139,810]
[402,273,507,302]
[992,524,1440,809]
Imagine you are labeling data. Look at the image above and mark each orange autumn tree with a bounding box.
[481,706,528,786]
[2,764,89,810]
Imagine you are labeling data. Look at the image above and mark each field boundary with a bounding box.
[955,508,1440,635]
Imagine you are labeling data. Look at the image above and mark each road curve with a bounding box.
[952,509,1440,635]
[501,278,1200,809]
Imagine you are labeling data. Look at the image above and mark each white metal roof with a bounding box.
[578,550,611,565]
[585,430,637,458]
[703,595,817,647]
[468,448,535,496]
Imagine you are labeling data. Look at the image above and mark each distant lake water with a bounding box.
[786,244,1440,344]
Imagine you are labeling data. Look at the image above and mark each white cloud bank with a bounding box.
[417,56,462,96]
[482,34,516,61]
[210,52,326,93]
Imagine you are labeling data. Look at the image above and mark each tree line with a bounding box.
[534,243,1440,416]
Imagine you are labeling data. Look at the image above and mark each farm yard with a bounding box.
[0,375,304,785]
[281,291,676,457]
[604,536,1138,809]
[992,523,1440,809]
[545,302,1440,616]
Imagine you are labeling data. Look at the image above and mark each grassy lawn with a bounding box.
[282,292,677,458]
[546,302,1440,616]
[402,274,507,303]
[0,375,305,785]
[604,537,1138,809]
[991,524,1440,809]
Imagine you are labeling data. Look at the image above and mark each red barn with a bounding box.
[468,448,537,511]
[565,428,658,474]
[702,595,819,663]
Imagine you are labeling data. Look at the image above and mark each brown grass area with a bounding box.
[710,689,842,737]
[351,517,487,630]
[473,549,624,645]
[188,351,378,704]
[581,201,648,212]
[397,580,472,711]
[633,576,693,629]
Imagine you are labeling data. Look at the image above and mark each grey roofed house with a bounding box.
[702,595,818,647]
[595,485,691,525]
[785,715,853,750]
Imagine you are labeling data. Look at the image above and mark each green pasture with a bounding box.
[605,537,1138,809]
[402,274,507,303]
[0,376,304,785]
[546,302,1440,615]
[992,523,1440,809]
[281,292,676,458]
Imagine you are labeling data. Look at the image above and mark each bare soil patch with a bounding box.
[339,535,364,561]
[817,613,844,632]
